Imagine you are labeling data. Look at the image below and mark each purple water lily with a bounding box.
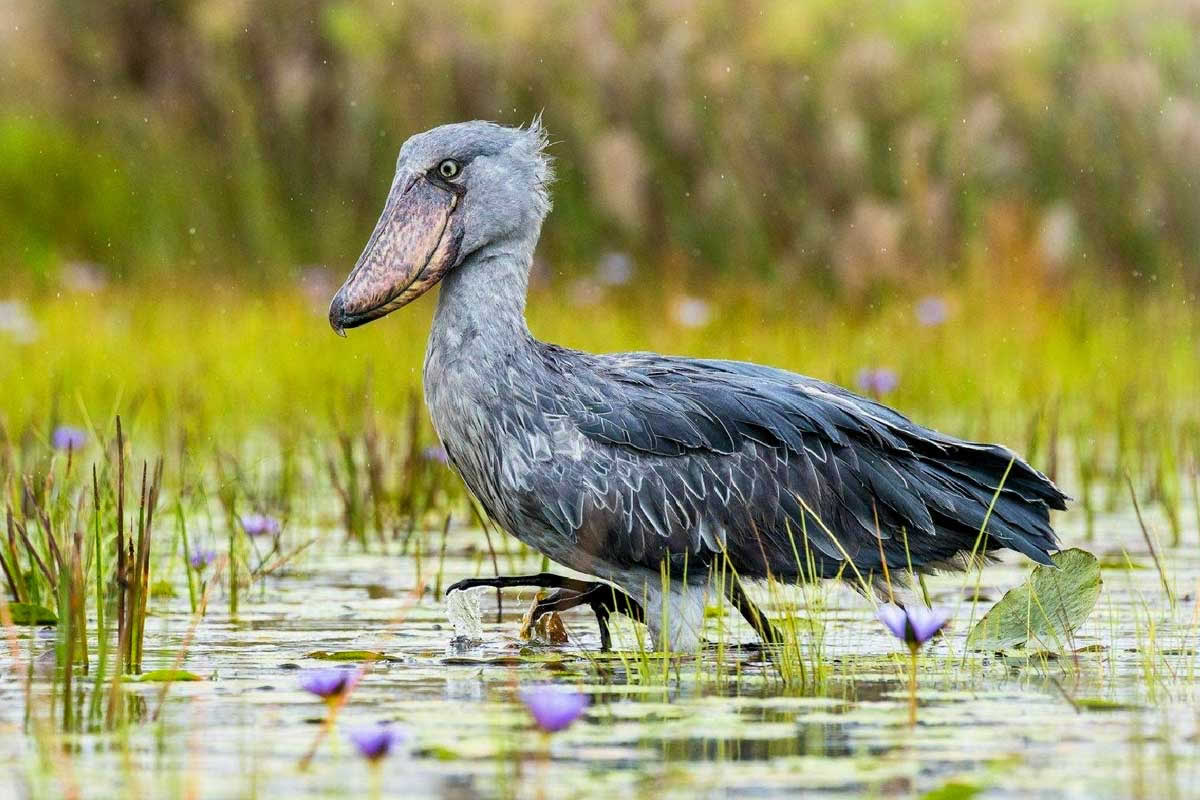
[876,603,950,650]
[856,368,899,397]
[299,668,354,700]
[421,445,449,464]
[915,295,949,327]
[189,549,217,571]
[595,251,634,286]
[240,513,281,537]
[519,686,589,733]
[347,725,407,762]
[878,602,950,726]
[51,426,87,451]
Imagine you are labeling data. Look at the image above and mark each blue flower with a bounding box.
[915,296,949,327]
[347,725,407,762]
[299,668,354,699]
[519,686,588,733]
[421,446,449,464]
[189,549,217,571]
[51,426,87,451]
[240,514,281,537]
[856,368,899,397]
[876,603,950,649]
[595,251,634,286]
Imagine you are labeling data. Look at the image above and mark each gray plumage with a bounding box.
[330,119,1069,649]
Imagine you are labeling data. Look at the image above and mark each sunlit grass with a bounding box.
[2,275,1195,443]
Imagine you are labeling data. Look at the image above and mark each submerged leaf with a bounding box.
[967,549,1102,652]
[6,603,57,625]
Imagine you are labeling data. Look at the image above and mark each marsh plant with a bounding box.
[876,603,951,726]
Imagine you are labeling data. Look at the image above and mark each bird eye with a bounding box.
[437,159,460,179]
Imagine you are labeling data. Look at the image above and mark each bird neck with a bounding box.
[430,238,534,353]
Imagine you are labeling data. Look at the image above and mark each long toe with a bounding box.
[529,588,588,622]
[445,577,495,595]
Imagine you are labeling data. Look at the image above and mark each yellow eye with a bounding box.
[438,159,460,179]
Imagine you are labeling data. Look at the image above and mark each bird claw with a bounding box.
[444,577,489,596]
[443,573,644,651]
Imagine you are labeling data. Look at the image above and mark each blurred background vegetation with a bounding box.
[2,0,1198,292]
[0,0,1196,512]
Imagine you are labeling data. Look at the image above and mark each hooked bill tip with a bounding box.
[328,292,348,337]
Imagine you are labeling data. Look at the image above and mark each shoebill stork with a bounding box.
[328,120,1068,651]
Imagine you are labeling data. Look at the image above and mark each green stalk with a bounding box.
[177,501,197,614]
[59,569,72,730]
[115,417,126,673]
[433,513,451,597]
[92,466,104,659]
[908,646,918,728]
[229,510,239,617]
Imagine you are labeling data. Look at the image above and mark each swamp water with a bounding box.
[0,508,1196,799]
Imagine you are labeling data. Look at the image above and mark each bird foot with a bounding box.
[445,573,644,651]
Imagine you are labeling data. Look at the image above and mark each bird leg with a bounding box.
[445,573,645,651]
[722,576,784,646]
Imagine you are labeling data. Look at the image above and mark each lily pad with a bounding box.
[967,549,1102,652]
[1074,697,1139,711]
[130,669,204,682]
[921,782,981,800]
[419,745,462,761]
[6,603,57,625]
[304,650,400,662]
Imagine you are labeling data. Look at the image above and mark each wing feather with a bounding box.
[534,345,1066,580]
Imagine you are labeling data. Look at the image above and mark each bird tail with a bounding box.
[912,439,1068,566]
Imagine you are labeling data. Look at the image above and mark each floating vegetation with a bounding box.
[305,650,402,663]
[966,549,1103,652]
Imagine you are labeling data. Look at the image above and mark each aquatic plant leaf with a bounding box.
[6,603,57,625]
[305,650,399,662]
[1074,697,1139,711]
[420,745,462,761]
[132,670,203,682]
[921,782,981,800]
[150,579,177,598]
[967,549,1101,651]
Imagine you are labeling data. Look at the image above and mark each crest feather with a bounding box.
[520,113,555,211]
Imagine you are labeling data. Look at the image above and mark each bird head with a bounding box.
[329,119,552,334]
